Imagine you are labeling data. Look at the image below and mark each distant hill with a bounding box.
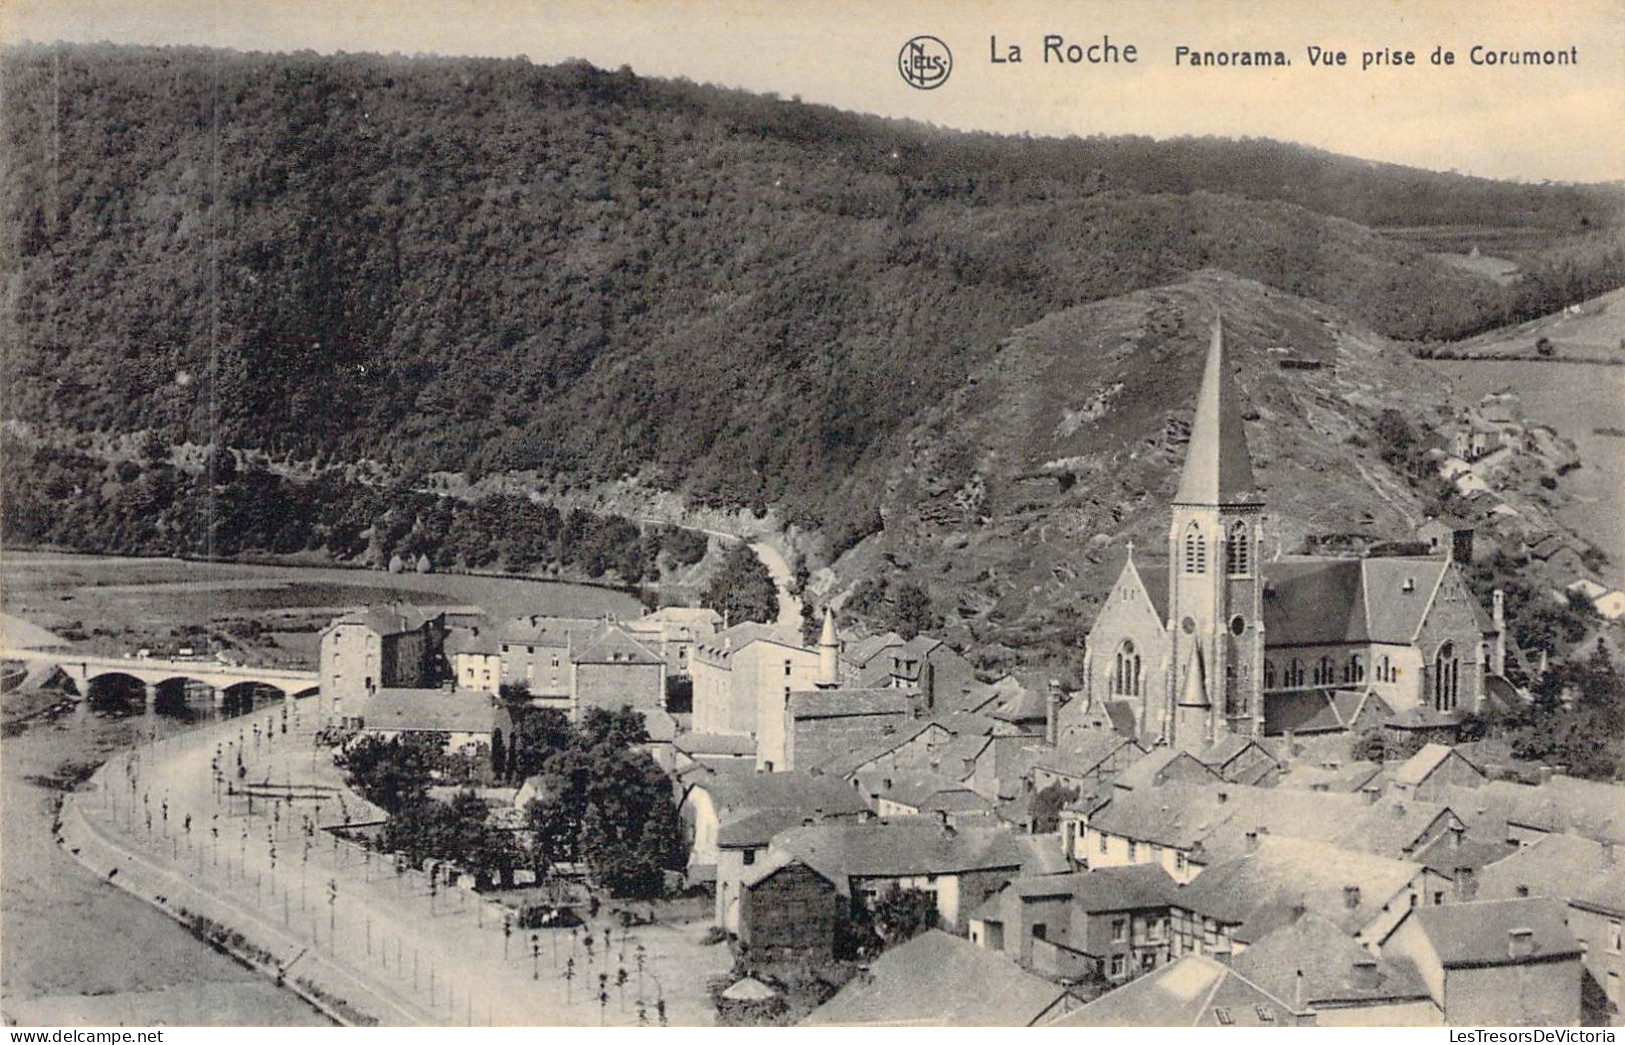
[4,43,1623,541]
[828,269,1569,671]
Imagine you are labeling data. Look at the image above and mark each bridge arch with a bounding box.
[83,671,148,713]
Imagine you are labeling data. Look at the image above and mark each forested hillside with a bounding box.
[3,44,1623,533]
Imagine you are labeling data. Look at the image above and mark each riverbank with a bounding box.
[1,702,330,1026]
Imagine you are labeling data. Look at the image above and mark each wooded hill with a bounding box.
[4,44,1623,538]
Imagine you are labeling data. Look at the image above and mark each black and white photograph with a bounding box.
[1,0,1621,1030]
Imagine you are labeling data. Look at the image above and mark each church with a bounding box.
[1080,319,1515,752]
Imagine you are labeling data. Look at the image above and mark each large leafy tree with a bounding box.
[702,544,779,626]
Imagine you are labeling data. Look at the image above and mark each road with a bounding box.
[645,519,802,630]
[72,700,730,1026]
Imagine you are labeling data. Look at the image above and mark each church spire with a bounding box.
[817,606,840,688]
[1173,314,1258,507]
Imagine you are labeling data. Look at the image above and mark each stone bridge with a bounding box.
[0,646,318,706]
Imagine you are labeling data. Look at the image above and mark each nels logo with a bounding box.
[899,35,952,90]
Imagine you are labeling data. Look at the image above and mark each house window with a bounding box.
[1112,919,1126,942]
[1183,523,1206,574]
[1433,891,1445,905]
[1214,1007,1233,1026]
[1255,1006,1275,1024]
[784,660,793,676]
[1434,642,1461,712]
[1226,521,1251,576]
[1127,841,1138,862]
[1033,923,1047,942]
[1609,920,1622,953]
[1110,955,1126,978]
[1099,833,1109,854]
[742,849,756,866]
[1113,641,1142,697]
[1175,851,1187,873]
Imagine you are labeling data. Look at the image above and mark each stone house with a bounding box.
[756,688,909,774]
[1230,913,1442,1026]
[319,606,449,725]
[620,605,721,677]
[736,854,845,965]
[1380,898,1583,1026]
[355,686,510,756]
[1049,953,1301,1027]
[690,623,822,737]
[967,864,1178,982]
[1390,743,1485,801]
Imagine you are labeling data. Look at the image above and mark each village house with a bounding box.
[445,627,501,692]
[690,622,822,737]
[354,686,510,755]
[755,687,910,774]
[813,719,958,784]
[619,605,721,676]
[495,615,602,700]
[1276,759,1385,794]
[1171,836,1446,956]
[769,817,1047,932]
[1047,952,1301,1027]
[671,731,758,773]
[1466,834,1624,1023]
[1230,913,1442,1026]
[1436,776,1625,849]
[1380,897,1583,1026]
[1390,743,1486,801]
[968,863,1178,982]
[1196,735,1283,786]
[680,769,868,929]
[1110,746,1223,793]
[735,853,846,965]
[839,631,988,715]
[319,606,450,724]
[567,624,666,716]
[1067,782,1463,881]
[1080,320,1516,753]
[1416,515,1477,565]
[869,770,992,822]
[802,930,1081,1027]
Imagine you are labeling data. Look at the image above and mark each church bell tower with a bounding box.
[1166,317,1265,751]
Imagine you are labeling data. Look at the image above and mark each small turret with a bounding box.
[817,606,840,688]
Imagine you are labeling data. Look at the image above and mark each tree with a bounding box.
[336,733,445,813]
[702,544,779,625]
[890,581,938,641]
[869,885,938,946]
[1029,783,1080,834]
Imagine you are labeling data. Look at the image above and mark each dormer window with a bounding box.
[1402,577,1416,593]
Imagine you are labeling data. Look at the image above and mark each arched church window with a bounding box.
[1347,654,1364,684]
[1226,521,1251,576]
[1113,640,1142,697]
[1285,659,1305,688]
[1433,642,1460,712]
[1183,524,1206,574]
[1263,660,1277,689]
[1314,656,1335,686]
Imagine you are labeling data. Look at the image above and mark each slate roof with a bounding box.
[788,688,910,719]
[1472,834,1618,903]
[1232,913,1432,1008]
[569,625,663,666]
[1102,699,1140,739]
[1437,778,1625,846]
[1395,898,1580,968]
[1259,558,1453,648]
[1567,865,1625,917]
[359,688,498,735]
[719,808,828,849]
[331,605,441,637]
[815,721,948,780]
[695,622,805,659]
[692,770,870,820]
[1035,733,1141,780]
[774,819,1031,881]
[1050,954,1291,1027]
[444,629,499,657]
[802,930,1075,1027]
[1394,744,1479,787]
[1264,688,1392,736]
[1088,783,1453,864]
[972,864,1178,924]
[1176,836,1425,940]
[878,770,977,810]
[1174,318,1260,507]
[844,633,905,670]
[674,732,758,757]
[641,606,723,626]
[1113,748,1221,791]
[1277,761,1385,793]
[985,680,1050,723]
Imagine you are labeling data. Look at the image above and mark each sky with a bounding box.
[4,0,1622,184]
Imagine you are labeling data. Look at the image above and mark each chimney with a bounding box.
[1392,802,1408,820]
[1507,927,1535,959]
[1046,682,1062,747]
[1361,786,1381,805]
[1601,840,1616,868]
[1342,885,1362,910]
[1351,959,1381,991]
[1456,866,1478,901]
[1217,790,1229,805]
[1245,830,1260,853]
[1293,969,1305,1012]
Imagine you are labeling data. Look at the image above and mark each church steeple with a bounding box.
[1174,315,1258,507]
[817,606,840,689]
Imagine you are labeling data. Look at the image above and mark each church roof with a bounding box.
[1173,317,1259,507]
[1261,557,1455,646]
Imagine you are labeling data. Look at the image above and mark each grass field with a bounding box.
[1,552,642,667]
